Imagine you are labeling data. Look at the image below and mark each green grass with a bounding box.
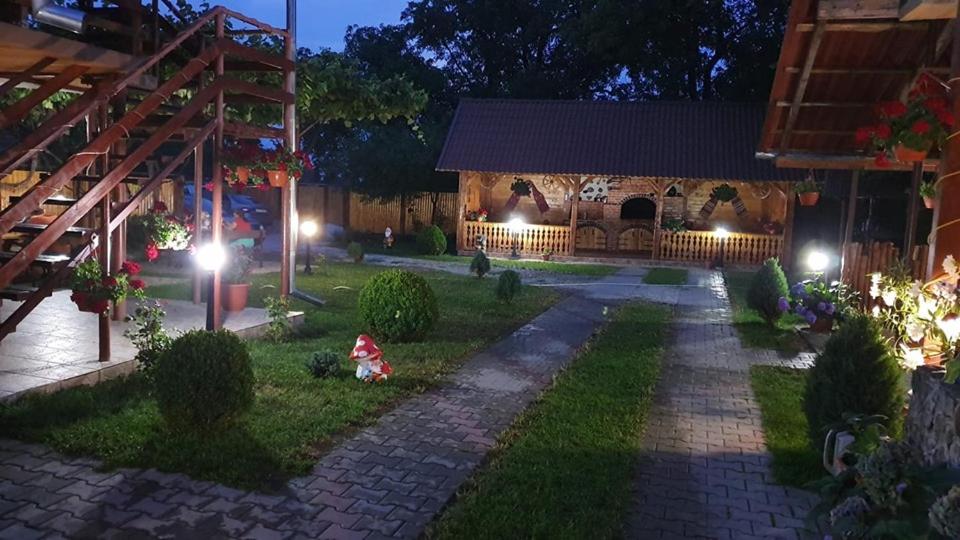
[430,303,669,539]
[724,271,806,357]
[0,262,560,490]
[643,267,688,285]
[750,366,823,488]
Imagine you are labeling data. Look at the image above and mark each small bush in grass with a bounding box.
[417,225,447,255]
[358,269,438,342]
[496,270,522,303]
[803,315,904,450]
[306,350,341,379]
[264,295,292,342]
[154,329,254,433]
[747,258,789,326]
[470,251,491,278]
[347,241,364,262]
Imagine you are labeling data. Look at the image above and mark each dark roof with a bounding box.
[436,99,804,181]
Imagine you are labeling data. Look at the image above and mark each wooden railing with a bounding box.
[659,231,783,265]
[842,242,929,308]
[463,221,571,256]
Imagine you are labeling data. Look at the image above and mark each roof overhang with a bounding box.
[758,0,953,170]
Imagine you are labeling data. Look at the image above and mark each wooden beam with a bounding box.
[775,100,875,107]
[784,66,913,75]
[900,0,956,21]
[768,152,940,171]
[0,57,55,98]
[773,129,856,136]
[843,170,860,247]
[904,161,923,258]
[782,183,797,270]
[797,21,929,32]
[568,176,580,256]
[817,0,899,20]
[0,65,88,130]
[781,23,826,153]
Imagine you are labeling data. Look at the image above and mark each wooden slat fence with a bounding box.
[659,231,783,265]
[464,221,571,256]
[2,170,177,218]
[349,192,458,234]
[841,242,929,308]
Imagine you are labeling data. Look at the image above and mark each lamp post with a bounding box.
[714,227,730,269]
[195,243,226,331]
[300,219,318,275]
[509,217,525,259]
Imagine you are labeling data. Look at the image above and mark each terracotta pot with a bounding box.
[266,170,288,188]
[924,196,936,210]
[798,192,820,206]
[809,315,834,333]
[235,166,250,184]
[223,283,250,312]
[542,254,552,261]
[894,145,929,163]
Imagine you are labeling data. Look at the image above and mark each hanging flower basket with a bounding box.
[70,259,145,316]
[223,141,267,191]
[798,192,820,206]
[255,146,313,189]
[920,181,937,209]
[893,144,929,163]
[796,177,822,206]
[141,201,192,262]
[711,183,738,203]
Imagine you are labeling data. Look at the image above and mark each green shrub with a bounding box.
[153,329,254,432]
[264,295,292,342]
[347,241,364,262]
[803,315,905,450]
[747,258,789,325]
[123,300,171,383]
[470,251,491,278]
[496,270,522,303]
[417,225,447,255]
[306,349,341,379]
[358,269,438,342]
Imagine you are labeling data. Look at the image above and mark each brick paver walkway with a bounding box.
[626,274,817,540]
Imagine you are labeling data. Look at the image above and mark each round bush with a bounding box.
[306,349,341,379]
[470,251,491,278]
[803,315,905,450]
[358,269,438,342]
[347,241,364,262]
[747,258,789,326]
[153,329,254,432]
[496,270,522,303]
[416,225,447,255]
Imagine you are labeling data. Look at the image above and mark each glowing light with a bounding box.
[806,250,830,273]
[195,243,226,272]
[300,219,319,237]
[714,227,730,239]
[508,217,526,233]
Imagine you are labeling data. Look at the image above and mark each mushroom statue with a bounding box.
[349,334,393,383]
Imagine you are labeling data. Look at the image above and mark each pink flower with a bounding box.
[152,201,168,213]
[145,243,160,262]
[120,261,141,275]
[130,279,146,291]
[102,276,118,288]
[203,182,215,192]
[911,120,931,135]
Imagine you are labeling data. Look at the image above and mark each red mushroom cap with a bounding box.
[349,334,382,362]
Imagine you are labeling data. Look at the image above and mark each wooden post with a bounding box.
[97,105,111,361]
[110,183,127,321]
[280,0,297,298]
[456,173,466,253]
[652,179,665,260]
[904,161,923,260]
[841,170,860,276]
[192,143,203,305]
[568,176,580,256]
[930,14,960,280]
[210,12,225,329]
[782,182,797,269]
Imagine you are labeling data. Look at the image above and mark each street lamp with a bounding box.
[806,250,830,274]
[714,226,730,268]
[195,242,226,330]
[508,217,525,259]
[300,219,319,275]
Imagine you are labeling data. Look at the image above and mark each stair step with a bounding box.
[0,285,46,302]
[11,223,92,237]
[0,251,70,267]
[8,195,77,207]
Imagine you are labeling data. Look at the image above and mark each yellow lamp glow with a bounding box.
[195,243,226,272]
[300,219,319,238]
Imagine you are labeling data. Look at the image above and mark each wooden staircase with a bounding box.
[0,5,293,349]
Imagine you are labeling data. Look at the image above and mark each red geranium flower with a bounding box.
[855,126,874,145]
[937,109,955,127]
[102,276,118,288]
[925,97,947,112]
[911,120,931,135]
[152,200,168,213]
[875,123,892,139]
[120,261,141,275]
[130,279,146,291]
[879,101,907,118]
[257,182,270,192]
[145,243,160,262]
[875,152,891,168]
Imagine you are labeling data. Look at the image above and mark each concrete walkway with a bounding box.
[626,273,817,540]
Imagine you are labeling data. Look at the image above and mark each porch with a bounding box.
[0,290,304,403]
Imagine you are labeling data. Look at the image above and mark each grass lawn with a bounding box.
[429,303,669,539]
[724,271,806,357]
[750,366,823,488]
[643,267,688,285]
[0,262,560,490]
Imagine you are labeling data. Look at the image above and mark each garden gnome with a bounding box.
[349,334,393,383]
[383,226,394,249]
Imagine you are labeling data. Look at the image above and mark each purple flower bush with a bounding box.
[779,278,849,329]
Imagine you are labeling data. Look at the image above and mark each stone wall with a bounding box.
[906,366,960,468]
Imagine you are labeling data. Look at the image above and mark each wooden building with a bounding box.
[437,99,804,265]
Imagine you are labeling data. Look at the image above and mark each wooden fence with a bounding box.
[659,231,783,265]
[295,185,458,235]
[841,242,929,307]
[463,221,572,256]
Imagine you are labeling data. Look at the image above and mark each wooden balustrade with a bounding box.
[463,221,571,256]
[659,231,783,265]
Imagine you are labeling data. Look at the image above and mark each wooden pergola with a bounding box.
[758,0,957,278]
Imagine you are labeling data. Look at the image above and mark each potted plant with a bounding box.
[477,208,489,222]
[70,259,145,315]
[711,183,738,203]
[255,146,313,188]
[542,248,554,261]
[780,278,851,333]
[222,246,253,312]
[223,140,265,190]
[856,73,954,166]
[920,181,937,209]
[141,201,192,262]
[796,178,822,206]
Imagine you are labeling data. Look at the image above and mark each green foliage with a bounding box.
[123,300,172,383]
[223,246,253,285]
[920,180,937,199]
[347,242,364,262]
[931,485,960,538]
[746,258,789,326]
[470,251,491,278]
[802,315,905,451]
[306,350,342,379]
[796,179,822,194]
[643,268,688,285]
[496,270,522,303]
[153,330,254,433]
[711,183,739,202]
[660,218,686,232]
[358,269,439,342]
[263,295,292,343]
[416,225,447,255]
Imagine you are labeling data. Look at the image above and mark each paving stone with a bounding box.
[317,524,368,540]
[0,522,45,540]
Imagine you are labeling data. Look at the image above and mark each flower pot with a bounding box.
[894,145,929,163]
[924,196,936,210]
[223,283,250,312]
[809,315,834,333]
[797,192,820,206]
[266,170,288,188]
[542,254,552,261]
[71,292,109,314]
[235,166,250,184]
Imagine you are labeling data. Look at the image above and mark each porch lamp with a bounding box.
[714,227,730,268]
[508,217,525,259]
[300,219,319,275]
[195,243,227,331]
[806,250,830,274]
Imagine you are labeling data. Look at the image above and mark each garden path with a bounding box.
[625,273,818,539]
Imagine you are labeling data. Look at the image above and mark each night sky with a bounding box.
[227,0,409,51]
